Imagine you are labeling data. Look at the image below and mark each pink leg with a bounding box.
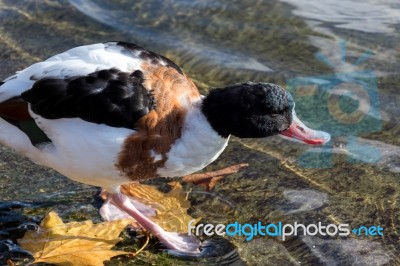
[99,196,112,221]
[109,192,201,254]
[100,190,156,222]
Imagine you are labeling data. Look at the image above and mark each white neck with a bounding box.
[156,102,229,177]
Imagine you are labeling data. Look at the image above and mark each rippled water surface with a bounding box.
[0,0,399,265]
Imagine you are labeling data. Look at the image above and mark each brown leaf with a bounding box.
[183,163,249,190]
[6,259,15,266]
[18,211,131,266]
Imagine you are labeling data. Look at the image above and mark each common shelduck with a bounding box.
[0,41,330,255]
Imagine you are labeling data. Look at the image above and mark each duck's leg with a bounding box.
[99,196,113,221]
[109,192,201,254]
[99,189,156,222]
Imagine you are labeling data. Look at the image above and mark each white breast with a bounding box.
[157,102,229,177]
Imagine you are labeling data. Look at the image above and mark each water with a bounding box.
[0,0,399,265]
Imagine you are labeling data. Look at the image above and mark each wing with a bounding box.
[0,41,189,146]
[0,41,182,103]
[21,68,154,129]
[0,41,186,128]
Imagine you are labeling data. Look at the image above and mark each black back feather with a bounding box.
[22,68,154,130]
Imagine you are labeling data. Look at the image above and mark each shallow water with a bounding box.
[0,0,399,265]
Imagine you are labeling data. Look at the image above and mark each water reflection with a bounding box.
[280,0,400,34]
[302,236,392,265]
[283,189,328,214]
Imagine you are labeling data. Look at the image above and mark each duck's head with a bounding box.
[202,82,330,144]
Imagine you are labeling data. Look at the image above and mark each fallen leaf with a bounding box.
[18,211,131,266]
[183,163,248,190]
[119,182,200,233]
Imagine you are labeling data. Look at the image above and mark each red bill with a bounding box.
[280,111,331,145]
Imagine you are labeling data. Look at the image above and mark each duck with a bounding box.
[0,41,330,255]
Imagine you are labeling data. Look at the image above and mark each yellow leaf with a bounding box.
[18,211,132,266]
[120,182,201,233]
